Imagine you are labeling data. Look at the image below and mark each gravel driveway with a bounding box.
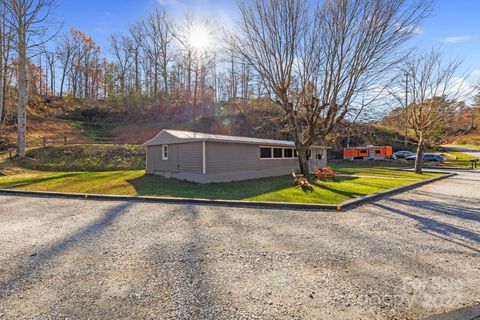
[0,170,479,320]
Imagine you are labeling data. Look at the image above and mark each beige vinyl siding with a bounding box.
[259,157,298,169]
[177,142,203,173]
[206,142,259,173]
[146,145,178,173]
[206,141,299,173]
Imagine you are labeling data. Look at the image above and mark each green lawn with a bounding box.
[450,144,480,150]
[0,162,442,204]
[439,150,479,168]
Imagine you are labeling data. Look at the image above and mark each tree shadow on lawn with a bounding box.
[126,174,287,199]
[311,178,365,200]
[127,174,363,201]
[1,172,82,189]
[372,202,480,253]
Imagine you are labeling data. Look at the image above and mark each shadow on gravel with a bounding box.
[373,202,480,253]
[0,202,134,295]
[387,198,480,223]
[414,190,478,203]
[148,205,216,318]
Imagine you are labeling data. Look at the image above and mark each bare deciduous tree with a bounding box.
[56,33,73,97]
[399,50,465,173]
[5,0,56,157]
[228,0,431,176]
[0,0,6,126]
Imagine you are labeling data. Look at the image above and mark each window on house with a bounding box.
[307,149,311,160]
[260,147,272,158]
[273,148,283,158]
[284,148,293,158]
[294,149,298,157]
[162,145,168,160]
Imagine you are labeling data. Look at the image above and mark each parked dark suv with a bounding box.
[392,151,415,159]
[406,153,445,162]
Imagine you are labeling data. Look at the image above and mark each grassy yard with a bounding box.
[451,144,480,150]
[439,150,479,168]
[0,162,442,204]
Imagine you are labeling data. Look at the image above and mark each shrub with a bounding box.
[21,144,145,171]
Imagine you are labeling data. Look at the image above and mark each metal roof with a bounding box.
[144,129,329,148]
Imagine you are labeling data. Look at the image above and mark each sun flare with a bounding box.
[189,25,212,51]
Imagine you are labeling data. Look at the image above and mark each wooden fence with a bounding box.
[2,136,145,160]
[40,136,144,147]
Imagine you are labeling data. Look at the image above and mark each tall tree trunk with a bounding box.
[187,51,192,94]
[297,149,310,179]
[50,63,55,95]
[17,31,28,157]
[414,136,424,174]
[297,146,310,178]
[153,63,158,101]
[162,61,168,96]
[59,70,66,97]
[134,49,140,94]
[0,14,4,127]
[2,51,8,124]
[193,67,198,108]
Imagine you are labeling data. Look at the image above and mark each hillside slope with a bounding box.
[2,115,92,147]
[445,129,480,147]
[1,95,92,150]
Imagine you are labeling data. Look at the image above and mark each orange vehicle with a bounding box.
[343,145,393,160]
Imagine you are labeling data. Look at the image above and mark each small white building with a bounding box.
[144,129,329,183]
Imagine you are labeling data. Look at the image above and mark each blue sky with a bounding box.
[54,0,480,81]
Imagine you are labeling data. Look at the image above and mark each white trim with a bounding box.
[162,145,168,160]
[283,147,294,158]
[259,146,273,159]
[202,140,206,174]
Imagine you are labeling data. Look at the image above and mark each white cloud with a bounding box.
[441,35,473,44]
[398,24,422,34]
[157,0,178,5]
[411,26,422,34]
[95,27,108,35]
[472,69,480,77]
[404,25,422,34]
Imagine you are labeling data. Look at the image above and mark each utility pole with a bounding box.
[403,72,409,149]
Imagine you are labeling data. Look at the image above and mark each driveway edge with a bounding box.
[337,172,457,210]
[0,172,456,211]
[424,304,480,320]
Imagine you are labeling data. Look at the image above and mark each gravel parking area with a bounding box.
[0,170,479,319]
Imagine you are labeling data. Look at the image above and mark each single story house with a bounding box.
[144,129,329,183]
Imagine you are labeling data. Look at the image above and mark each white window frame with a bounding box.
[162,144,168,160]
[272,147,284,159]
[260,146,298,160]
[260,146,273,159]
[283,148,294,158]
